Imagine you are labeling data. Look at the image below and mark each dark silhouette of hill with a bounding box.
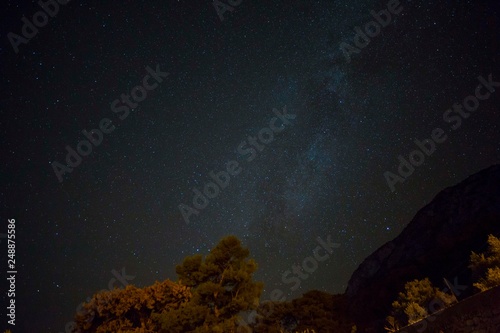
[345,164,500,332]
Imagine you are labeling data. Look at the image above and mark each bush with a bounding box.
[470,234,500,291]
[473,266,500,292]
[404,302,428,324]
[389,278,454,328]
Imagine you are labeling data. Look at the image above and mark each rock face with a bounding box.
[345,164,500,333]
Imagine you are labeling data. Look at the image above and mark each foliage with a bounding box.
[470,234,500,291]
[68,235,359,332]
[153,235,263,332]
[72,279,191,333]
[253,291,354,333]
[473,266,500,292]
[404,302,428,324]
[388,278,454,328]
[384,315,400,332]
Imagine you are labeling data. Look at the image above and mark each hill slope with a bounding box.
[346,164,500,332]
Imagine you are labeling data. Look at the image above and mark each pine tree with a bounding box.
[154,235,263,332]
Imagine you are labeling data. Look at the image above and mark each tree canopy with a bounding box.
[71,235,262,333]
[72,279,191,333]
[470,234,500,291]
[252,290,354,333]
[153,235,263,332]
[388,278,454,327]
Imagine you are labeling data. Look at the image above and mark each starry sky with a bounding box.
[1,0,499,331]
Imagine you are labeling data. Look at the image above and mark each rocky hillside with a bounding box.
[345,164,500,333]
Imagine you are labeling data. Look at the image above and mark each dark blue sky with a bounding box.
[1,0,499,331]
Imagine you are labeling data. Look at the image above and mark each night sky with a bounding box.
[1,0,499,331]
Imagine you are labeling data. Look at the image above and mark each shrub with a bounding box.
[470,234,500,291]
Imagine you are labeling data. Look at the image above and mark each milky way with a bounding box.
[1,0,499,331]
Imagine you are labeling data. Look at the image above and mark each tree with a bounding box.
[389,278,454,327]
[153,235,264,332]
[470,234,500,291]
[252,291,353,333]
[72,279,191,333]
[384,316,400,332]
[474,266,500,292]
[404,302,428,324]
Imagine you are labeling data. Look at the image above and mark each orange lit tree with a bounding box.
[72,279,191,333]
[153,235,263,332]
